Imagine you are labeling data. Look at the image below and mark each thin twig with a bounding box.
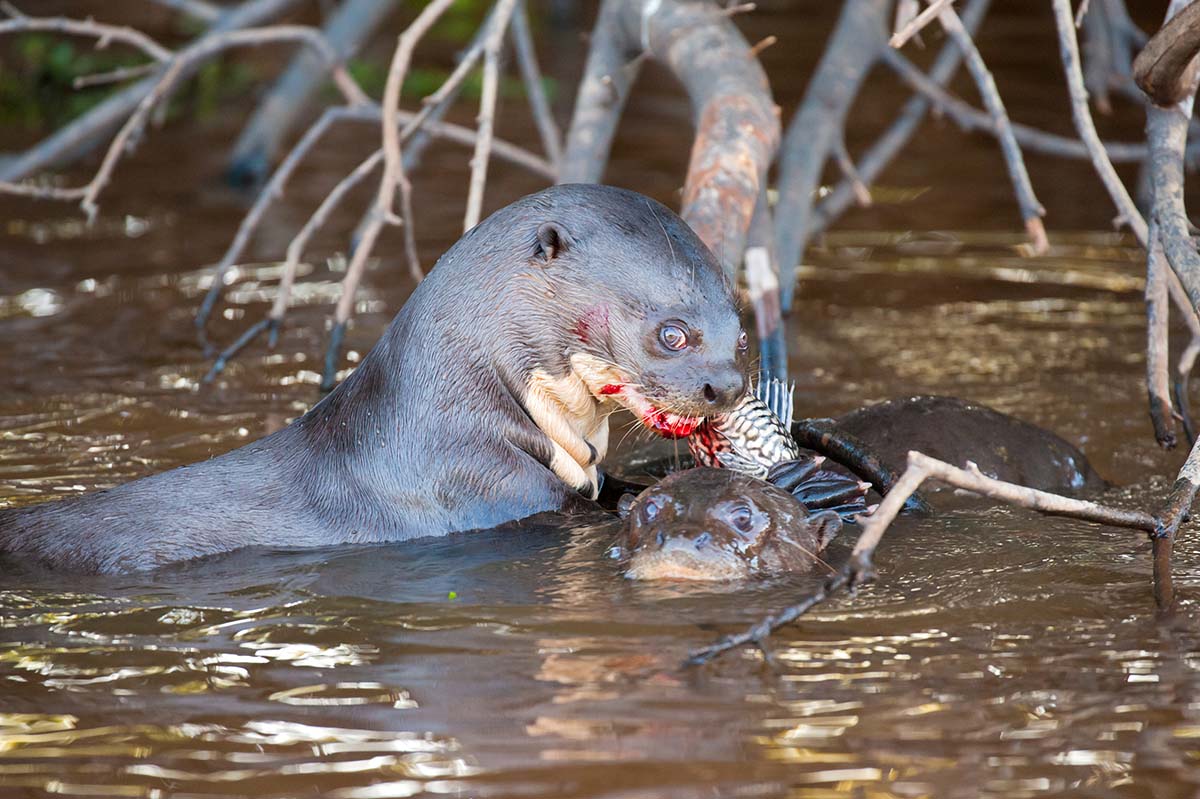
[510,0,562,172]
[73,62,160,89]
[749,35,777,57]
[1050,0,1148,245]
[1074,0,1091,28]
[937,3,1047,253]
[324,0,457,390]
[464,0,519,232]
[880,48,1154,164]
[890,0,954,48]
[832,136,871,207]
[0,15,174,61]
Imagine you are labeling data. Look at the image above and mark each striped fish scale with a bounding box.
[688,381,801,478]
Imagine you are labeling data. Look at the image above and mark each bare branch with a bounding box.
[275,150,385,324]
[464,0,519,232]
[0,0,303,184]
[201,103,554,379]
[73,62,160,89]
[1050,0,1148,244]
[889,0,953,48]
[776,0,888,309]
[0,22,363,223]
[225,0,395,185]
[559,0,642,183]
[881,48,1154,164]
[0,14,173,61]
[937,3,1047,253]
[316,0,458,390]
[510,0,562,172]
[687,448,1166,667]
[810,0,991,238]
[832,137,871,207]
[196,106,362,340]
[1146,218,1179,449]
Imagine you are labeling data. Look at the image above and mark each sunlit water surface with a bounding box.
[4,2,1200,797]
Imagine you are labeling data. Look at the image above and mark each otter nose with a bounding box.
[701,368,746,408]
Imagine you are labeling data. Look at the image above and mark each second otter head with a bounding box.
[519,185,749,438]
[615,468,842,581]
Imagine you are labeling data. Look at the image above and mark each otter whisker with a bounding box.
[776,536,837,575]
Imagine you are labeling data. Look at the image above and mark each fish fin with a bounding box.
[715,449,769,479]
[756,378,795,429]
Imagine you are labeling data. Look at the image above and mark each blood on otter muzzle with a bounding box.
[615,468,842,581]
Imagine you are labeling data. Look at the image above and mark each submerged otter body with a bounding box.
[617,468,842,581]
[0,185,748,573]
[832,396,1105,492]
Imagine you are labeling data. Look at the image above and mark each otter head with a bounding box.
[519,185,747,431]
[503,185,749,499]
[614,468,841,581]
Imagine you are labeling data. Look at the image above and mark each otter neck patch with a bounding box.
[524,367,611,500]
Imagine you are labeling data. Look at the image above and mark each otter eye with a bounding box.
[659,324,688,351]
[737,330,748,352]
[728,505,754,533]
[640,497,661,523]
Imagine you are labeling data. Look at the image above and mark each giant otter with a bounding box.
[828,395,1105,493]
[0,184,749,573]
[616,468,843,581]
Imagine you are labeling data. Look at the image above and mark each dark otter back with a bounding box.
[834,396,1105,492]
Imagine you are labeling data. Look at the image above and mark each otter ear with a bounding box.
[809,510,842,552]
[616,492,637,519]
[535,221,571,263]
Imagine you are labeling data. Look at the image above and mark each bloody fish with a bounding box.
[688,378,801,478]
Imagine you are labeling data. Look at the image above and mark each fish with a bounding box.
[688,378,801,478]
[688,379,873,521]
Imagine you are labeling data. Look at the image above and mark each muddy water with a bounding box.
[4,2,1200,798]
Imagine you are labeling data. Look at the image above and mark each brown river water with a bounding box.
[4,1,1200,797]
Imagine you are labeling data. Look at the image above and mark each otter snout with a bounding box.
[699,364,747,409]
[654,362,746,418]
[625,526,749,581]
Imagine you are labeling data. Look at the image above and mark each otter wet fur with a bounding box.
[0,185,749,573]
[615,468,842,581]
